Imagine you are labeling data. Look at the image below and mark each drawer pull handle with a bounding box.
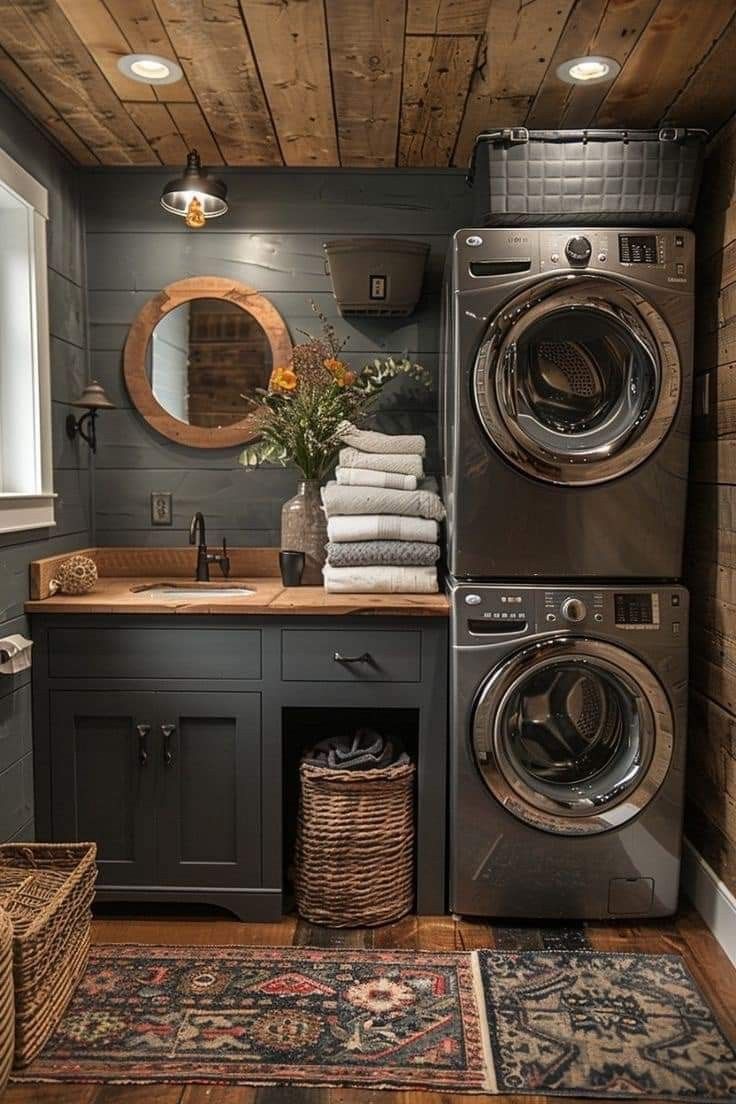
[333,651,372,664]
[161,722,176,766]
[136,724,150,767]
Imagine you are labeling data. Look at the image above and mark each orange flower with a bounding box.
[270,365,298,392]
[324,357,355,387]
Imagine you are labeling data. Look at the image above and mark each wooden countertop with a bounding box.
[25,547,449,616]
[24,577,449,617]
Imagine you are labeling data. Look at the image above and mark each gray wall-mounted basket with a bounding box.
[324,238,429,317]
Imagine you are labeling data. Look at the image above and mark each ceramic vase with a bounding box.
[280,480,327,585]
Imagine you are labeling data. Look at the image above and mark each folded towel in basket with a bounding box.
[305,729,408,771]
[335,466,417,491]
[327,540,440,567]
[339,448,424,477]
[327,514,439,544]
[323,563,438,593]
[339,422,426,456]
[321,482,445,521]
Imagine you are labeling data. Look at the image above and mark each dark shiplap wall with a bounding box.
[0,92,88,841]
[83,169,471,547]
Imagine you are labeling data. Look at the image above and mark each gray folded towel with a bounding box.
[321,481,445,521]
[327,540,440,567]
[305,729,409,771]
[339,422,426,456]
[339,447,424,477]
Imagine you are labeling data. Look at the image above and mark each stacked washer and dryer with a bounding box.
[442,225,694,919]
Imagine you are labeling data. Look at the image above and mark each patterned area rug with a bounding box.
[11,944,736,1098]
[11,944,487,1092]
[479,950,736,1101]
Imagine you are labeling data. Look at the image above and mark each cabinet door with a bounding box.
[50,691,157,886]
[155,693,261,888]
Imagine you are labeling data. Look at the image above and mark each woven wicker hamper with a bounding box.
[295,760,415,927]
[0,910,13,1095]
[0,842,97,1068]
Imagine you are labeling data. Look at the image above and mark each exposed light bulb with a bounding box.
[130,58,171,80]
[568,59,610,81]
[185,195,206,229]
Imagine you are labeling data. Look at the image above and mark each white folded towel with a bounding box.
[336,466,417,491]
[321,481,445,521]
[327,514,439,544]
[339,422,426,456]
[339,448,423,477]
[323,564,438,593]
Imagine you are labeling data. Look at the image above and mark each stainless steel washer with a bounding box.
[441,228,694,578]
[450,581,688,919]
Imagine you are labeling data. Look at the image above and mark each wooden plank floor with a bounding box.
[5,901,735,1104]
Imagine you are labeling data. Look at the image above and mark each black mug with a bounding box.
[279,549,305,586]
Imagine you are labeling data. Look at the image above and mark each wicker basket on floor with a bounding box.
[0,842,97,1068]
[295,760,415,927]
[0,910,13,1095]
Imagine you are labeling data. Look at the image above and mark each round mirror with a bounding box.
[124,277,291,448]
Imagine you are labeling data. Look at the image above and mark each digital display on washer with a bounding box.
[619,234,658,264]
[615,592,659,627]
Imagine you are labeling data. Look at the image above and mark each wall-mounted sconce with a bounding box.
[66,381,116,454]
[160,149,228,229]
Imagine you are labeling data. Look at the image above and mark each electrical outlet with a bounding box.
[151,492,172,526]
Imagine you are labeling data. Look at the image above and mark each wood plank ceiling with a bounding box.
[0,0,735,169]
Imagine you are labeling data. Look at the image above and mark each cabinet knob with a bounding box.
[136,723,150,767]
[161,722,176,766]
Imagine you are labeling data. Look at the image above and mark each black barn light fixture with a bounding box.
[66,381,116,454]
[160,150,228,228]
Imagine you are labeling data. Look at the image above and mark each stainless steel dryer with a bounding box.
[441,228,694,579]
[450,581,688,919]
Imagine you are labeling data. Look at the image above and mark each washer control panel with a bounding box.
[452,584,687,643]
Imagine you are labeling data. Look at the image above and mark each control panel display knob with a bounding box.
[565,236,592,265]
[562,597,587,623]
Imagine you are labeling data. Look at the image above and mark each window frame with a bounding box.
[0,145,54,535]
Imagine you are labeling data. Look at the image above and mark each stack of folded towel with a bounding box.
[321,423,444,593]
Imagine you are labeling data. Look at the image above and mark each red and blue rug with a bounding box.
[11,943,736,1099]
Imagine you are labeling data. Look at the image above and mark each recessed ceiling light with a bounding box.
[556,56,621,85]
[118,53,183,85]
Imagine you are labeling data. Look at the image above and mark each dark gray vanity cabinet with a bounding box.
[51,691,157,886]
[30,613,448,921]
[49,689,262,898]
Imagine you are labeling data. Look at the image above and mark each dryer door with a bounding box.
[472,637,674,835]
[473,274,680,485]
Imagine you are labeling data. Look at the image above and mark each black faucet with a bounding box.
[189,512,230,582]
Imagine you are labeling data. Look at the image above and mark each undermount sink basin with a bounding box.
[131,582,255,599]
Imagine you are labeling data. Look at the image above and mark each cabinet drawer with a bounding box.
[281,629,420,682]
[48,627,261,680]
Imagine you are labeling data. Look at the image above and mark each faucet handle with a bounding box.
[220,537,231,578]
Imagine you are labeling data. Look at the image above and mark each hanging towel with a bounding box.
[327,540,440,567]
[339,448,423,477]
[335,466,417,491]
[323,563,438,593]
[327,514,439,544]
[321,482,445,521]
[339,422,426,456]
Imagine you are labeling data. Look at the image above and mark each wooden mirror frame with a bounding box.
[123,276,292,449]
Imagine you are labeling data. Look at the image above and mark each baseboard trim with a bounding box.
[682,837,736,966]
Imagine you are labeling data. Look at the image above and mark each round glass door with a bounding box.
[472,638,674,835]
[473,275,681,485]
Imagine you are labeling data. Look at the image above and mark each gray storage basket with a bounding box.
[324,238,429,317]
[468,127,707,227]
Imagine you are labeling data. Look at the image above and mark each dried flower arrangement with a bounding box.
[239,303,428,481]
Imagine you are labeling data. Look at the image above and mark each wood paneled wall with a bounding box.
[83,168,471,548]
[0,90,89,842]
[687,121,736,894]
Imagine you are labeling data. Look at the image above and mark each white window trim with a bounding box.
[0,146,55,535]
